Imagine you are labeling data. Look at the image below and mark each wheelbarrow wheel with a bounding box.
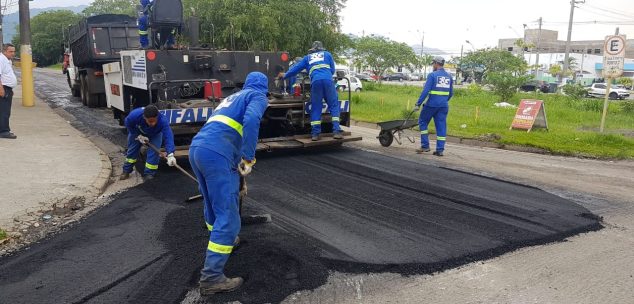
[378,130,394,147]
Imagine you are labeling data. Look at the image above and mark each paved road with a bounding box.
[0,69,601,304]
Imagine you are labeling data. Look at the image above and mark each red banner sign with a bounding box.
[510,100,548,132]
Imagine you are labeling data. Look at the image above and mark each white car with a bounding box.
[337,76,363,92]
[587,83,630,100]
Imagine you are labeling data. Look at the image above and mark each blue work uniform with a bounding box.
[416,68,453,152]
[284,50,341,136]
[123,107,176,176]
[189,72,269,284]
[138,0,152,48]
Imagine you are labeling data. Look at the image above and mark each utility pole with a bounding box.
[19,0,34,107]
[534,17,542,78]
[0,12,4,46]
[459,44,463,84]
[420,31,425,57]
[563,0,585,83]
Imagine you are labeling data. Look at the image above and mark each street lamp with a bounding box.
[465,40,475,51]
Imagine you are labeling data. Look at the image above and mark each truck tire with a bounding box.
[68,74,80,97]
[86,92,100,108]
[98,94,107,107]
[80,74,88,106]
[609,92,618,100]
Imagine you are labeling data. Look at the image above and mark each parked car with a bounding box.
[520,80,550,93]
[410,73,423,81]
[384,72,410,81]
[356,74,375,82]
[587,83,630,100]
[337,76,363,92]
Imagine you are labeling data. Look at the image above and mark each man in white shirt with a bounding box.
[0,43,17,139]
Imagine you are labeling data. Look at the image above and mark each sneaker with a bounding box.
[433,151,444,157]
[119,172,131,180]
[199,277,244,295]
[311,134,321,141]
[142,175,155,182]
[333,132,343,140]
[415,147,431,154]
[0,132,16,139]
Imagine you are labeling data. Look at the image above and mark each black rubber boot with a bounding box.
[416,148,431,154]
[433,151,444,157]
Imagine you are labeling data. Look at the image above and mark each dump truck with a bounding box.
[65,14,139,107]
[68,0,361,153]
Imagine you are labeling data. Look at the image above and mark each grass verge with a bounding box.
[46,63,63,70]
[0,228,7,240]
[345,82,634,159]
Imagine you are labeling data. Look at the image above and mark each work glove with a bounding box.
[136,135,150,145]
[166,153,177,167]
[238,158,256,176]
[413,105,421,112]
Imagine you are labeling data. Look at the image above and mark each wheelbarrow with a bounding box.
[377,109,418,147]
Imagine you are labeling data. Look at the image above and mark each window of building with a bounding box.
[508,47,513,52]
[595,49,601,54]
[587,49,592,54]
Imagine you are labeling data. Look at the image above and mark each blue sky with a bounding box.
[26,0,634,56]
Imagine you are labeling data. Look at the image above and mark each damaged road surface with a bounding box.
[0,149,600,304]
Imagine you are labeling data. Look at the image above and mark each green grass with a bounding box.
[0,228,6,240]
[345,83,634,159]
[46,63,63,70]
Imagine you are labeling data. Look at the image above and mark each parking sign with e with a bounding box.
[603,35,626,78]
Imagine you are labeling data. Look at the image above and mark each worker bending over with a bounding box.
[188,72,269,295]
[282,41,342,141]
[414,56,453,156]
[120,105,177,181]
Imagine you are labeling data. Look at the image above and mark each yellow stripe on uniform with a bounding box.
[332,117,340,122]
[430,90,450,96]
[206,223,213,231]
[145,163,158,170]
[207,115,244,137]
[310,121,321,126]
[208,241,233,254]
[437,136,447,141]
[126,158,137,164]
[420,130,429,135]
[138,30,148,35]
[309,64,331,75]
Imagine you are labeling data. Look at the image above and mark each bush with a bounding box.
[562,83,589,100]
[485,72,532,102]
[622,100,634,114]
[0,228,6,240]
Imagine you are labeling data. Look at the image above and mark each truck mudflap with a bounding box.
[171,132,362,157]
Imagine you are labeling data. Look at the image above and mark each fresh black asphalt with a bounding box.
[0,69,602,304]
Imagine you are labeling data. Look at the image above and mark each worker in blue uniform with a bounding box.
[138,0,153,48]
[188,72,269,295]
[287,57,303,95]
[120,105,177,181]
[281,41,342,141]
[414,56,453,156]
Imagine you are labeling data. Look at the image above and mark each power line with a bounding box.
[576,6,632,22]
[583,3,634,20]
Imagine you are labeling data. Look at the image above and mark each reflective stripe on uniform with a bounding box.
[309,64,331,75]
[208,241,233,254]
[207,115,244,137]
[332,117,340,122]
[138,30,148,35]
[437,136,447,141]
[420,130,429,135]
[310,121,321,126]
[206,223,213,231]
[126,158,137,164]
[145,162,158,170]
[430,90,450,96]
